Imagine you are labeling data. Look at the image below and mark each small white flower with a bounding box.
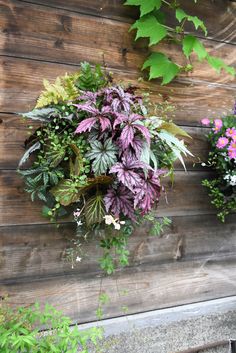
[114,223,121,230]
[77,220,83,226]
[104,215,115,225]
[230,175,236,186]
[73,208,81,218]
[76,256,82,262]
[201,163,206,166]
[104,215,125,230]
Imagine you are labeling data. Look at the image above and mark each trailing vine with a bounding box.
[125,0,235,84]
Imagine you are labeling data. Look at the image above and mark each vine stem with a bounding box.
[161,0,171,7]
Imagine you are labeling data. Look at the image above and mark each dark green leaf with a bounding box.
[84,194,106,226]
[50,179,85,206]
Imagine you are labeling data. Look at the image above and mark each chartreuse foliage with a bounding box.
[125,0,235,84]
[0,301,102,353]
[18,62,192,274]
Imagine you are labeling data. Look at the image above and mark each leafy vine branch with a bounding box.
[125,0,235,84]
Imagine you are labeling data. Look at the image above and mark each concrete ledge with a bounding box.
[79,296,236,353]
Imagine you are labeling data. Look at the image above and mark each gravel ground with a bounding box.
[80,297,236,353]
[96,311,234,353]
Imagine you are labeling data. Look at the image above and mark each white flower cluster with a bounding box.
[73,208,83,226]
[104,215,125,230]
[224,174,236,186]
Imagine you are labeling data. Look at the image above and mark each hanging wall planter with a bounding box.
[18,62,192,274]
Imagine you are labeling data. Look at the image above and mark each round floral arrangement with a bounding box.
[18,62,192,273]
[201,105,236,222]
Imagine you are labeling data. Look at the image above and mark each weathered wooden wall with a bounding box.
[0,0,236,323]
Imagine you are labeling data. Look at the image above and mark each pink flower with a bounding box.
[228,141,236,159]
[214,119,223,128]
[213,126,221,134]
[201,118,210,126]
[228,148,236,159]
[229,141,236,150]
[216,137,229,149]
[226,127,236,139]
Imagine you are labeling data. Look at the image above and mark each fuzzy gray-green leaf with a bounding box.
[22,108,56,122]
[18,141,41,167]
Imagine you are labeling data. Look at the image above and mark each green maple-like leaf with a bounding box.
[86,139,118,176]
[130,15,167,46]
[125,0,162,17]
[206,55,235,76]
[84,194,106,226]
[182,35,207,60]
[176,8,207,35]
[142,52,180,84]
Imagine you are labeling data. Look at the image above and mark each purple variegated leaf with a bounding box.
[110,162,142,190]
[110,156,148,191]
[133,124,151,145]
[122,155,148,170]
[134,170,164,214]
[73,103,98,115]
[113,113,128,129]
[120,125,135,149]
[129,113,144,123]
[78,91,98,104]
[75,117,97,133]
[131,136,143,157]
[104,185,136,221]
[101,105,113,114]
[122,101,131,113]
[99,116,111,132]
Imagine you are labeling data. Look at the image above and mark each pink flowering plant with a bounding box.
[18,62,192,273]
[201,105,236,222]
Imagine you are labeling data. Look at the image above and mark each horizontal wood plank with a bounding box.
[0,169,216,226]
[0,1,235,84]
[17,0,236,44]
[2,259,236,323]
[1,57,235,125]
[0,214,235,282]
[0,113,209,170]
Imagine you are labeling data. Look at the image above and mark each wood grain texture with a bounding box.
[0,0,236,324]
[0,169,216,226]
[1,57,235,125]
[1,214,236,323]
[0,0,235,84]
[0,112,209,170]
[17,0,236,45]
[1,214,235,282]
